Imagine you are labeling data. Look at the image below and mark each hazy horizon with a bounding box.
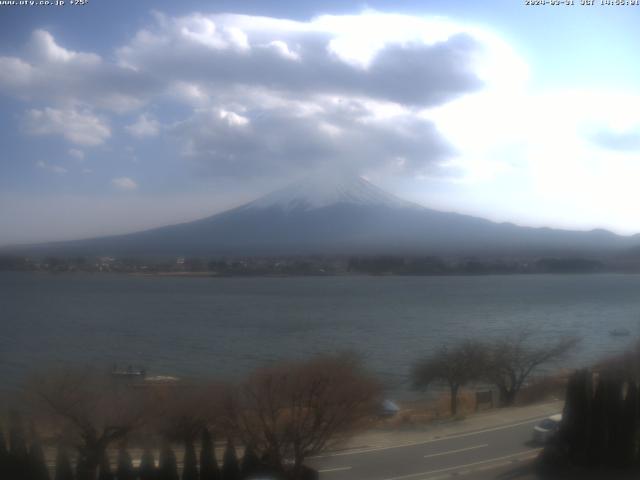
[2,0,640,246]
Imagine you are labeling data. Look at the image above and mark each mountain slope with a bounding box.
[5,174,639,257]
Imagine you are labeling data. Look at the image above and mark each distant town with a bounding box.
[2,254,640,276]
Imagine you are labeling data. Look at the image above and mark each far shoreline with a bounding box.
[4,269,640,278]
[129,270,640,278]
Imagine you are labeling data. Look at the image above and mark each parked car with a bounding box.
[380,399,401,417]
[532,413,562,444]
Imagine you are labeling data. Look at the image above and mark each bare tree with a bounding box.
[412,341,485,415]
[26,369,151,480]
[150,382,227,443]
[228,353,380,480]
[483,332,579,406]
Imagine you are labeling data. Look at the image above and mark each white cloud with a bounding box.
[28,29,100,65]
[177,18,250,51]
[113,11,509,178]
[126,114,160,138]
[116,12,490,108]
[111,177,138,190]
[169,81,210,106]
[0,57,34,87]
[0,13,520,181]
[0,30,149,113]
[218,109,249,127]
[265,40,299,61]
[68,148,85,160]
[36,160,67,174]
[0,13,560,188]
[24,107,111,146]
[173,98,452,178]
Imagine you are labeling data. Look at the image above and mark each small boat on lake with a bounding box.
[111,364,146,377]
[609,328,630,337]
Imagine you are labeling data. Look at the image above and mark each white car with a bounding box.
[532,413,562,444]
[380,399,401,417]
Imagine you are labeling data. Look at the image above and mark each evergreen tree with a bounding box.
[9,411,29,480]
[9,412,28,457]
[157,443,179,480]
[604,376,624,467]
[240,444,260,479]
[256,453,283,480]
[221,441,240,480]
[182,439,198,480]
[116,448,135,480]
[138,448,157,480]
[0,424,9,479]
[561,369,592,464]
[297,465,319,480]
[28,426,51,480]
[622,381,638,466]
[75,456,88,480]
[560,372,579,446]
[199,428,220,480]
[637,381,640,464]
[587,376,608,467]
[97,451,113,480]
[53,445,74,480]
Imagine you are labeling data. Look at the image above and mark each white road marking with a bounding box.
[318,466,353,473]
[382,448,542,480]
[423,443,488,459]
[312,415,552,458]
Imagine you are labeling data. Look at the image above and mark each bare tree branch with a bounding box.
[228,353,380,478]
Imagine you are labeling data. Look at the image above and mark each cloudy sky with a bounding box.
[1,0,640,245]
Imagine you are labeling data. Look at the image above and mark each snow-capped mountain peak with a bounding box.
[244,173,419,212]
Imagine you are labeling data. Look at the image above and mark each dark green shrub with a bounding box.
[53,445,74,480]
[158,443,179,480]
[221,441,240,480]
[116,448,135,480]
[97,451,113,480]
[199,428,220,480]
[28,427,50,480]
[139,447,157,480]
[182,439,198,480]
[240,444,260,479]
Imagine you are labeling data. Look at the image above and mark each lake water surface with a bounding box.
[2,272,639,394]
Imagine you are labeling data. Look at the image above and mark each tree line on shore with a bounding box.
[0,253,613,276]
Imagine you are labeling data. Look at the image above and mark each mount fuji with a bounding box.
[8,173,639,257]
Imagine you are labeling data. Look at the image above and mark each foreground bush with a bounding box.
[543,367,640,473]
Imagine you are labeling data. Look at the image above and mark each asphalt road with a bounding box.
[308,416,549,480]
